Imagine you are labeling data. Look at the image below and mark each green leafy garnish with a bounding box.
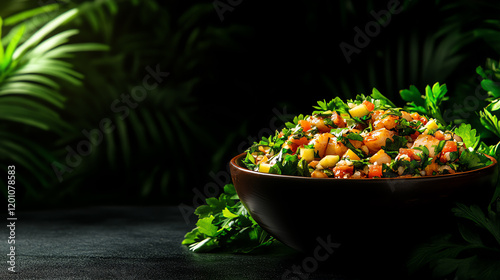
[330,127,363,141]
[476,59,500,99]
[182,184,275,253]
[434,140,447,156]
[270,154,299,175]
[457,149,492,171]
[330,128,365,158]
[400,82,448,125]
[382,136,408,158]
[297,158,311,177]
[480,107,500,138]
[413,145,432,169]
[395,117,420,136]
[478,141,500,159]
[454,123,481,150]
[285,114,308,129]
[312,97,350,115]
[371,88,397,109]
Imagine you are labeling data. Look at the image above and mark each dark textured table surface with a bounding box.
[1,206,414,280]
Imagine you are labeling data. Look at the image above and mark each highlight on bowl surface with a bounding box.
[242,91,492,179]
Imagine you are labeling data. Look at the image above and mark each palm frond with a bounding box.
[3,3,60,26]
[13,8,79,60]
[0,6,108,205]
[0,8,108,131]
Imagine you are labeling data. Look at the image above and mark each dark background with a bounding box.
[1,0,499,209]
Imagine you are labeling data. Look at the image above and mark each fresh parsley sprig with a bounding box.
[476,58,500,100]
[371,88,397,109]
[312,97,350,115]
[182,184,275,253]
[400,82,448,125]
[454,123,481,151]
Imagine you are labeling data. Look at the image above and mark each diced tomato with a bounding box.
[362,100,375,112]
[288,136,309,153]
[442,141,457,153]
[398,148,421,161]
[434,130,445,141]
[439,141,458,163]
[368,164,383,178]
[333,165,354,178]
[439,155,448,164]
[410,131,420,140]
[331,111,346,128]
[298,120,311,132]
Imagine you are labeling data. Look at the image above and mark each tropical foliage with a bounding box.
[1,0,499,211]
[0,0,248,206]
[0,7,107,203]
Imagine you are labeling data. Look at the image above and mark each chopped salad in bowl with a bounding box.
[242,94,492,179]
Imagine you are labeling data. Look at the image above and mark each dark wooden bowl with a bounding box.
[230,153,498,256]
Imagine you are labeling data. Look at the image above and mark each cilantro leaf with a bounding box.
[434,140,447,156]
[478,141,500,159]
[351,158,371,169]
[477,60,500,99]
[197,215,219,237]
[270,154,299,175]
[454,123,480,150]
[480,107,500,138]
[386,159,421,176]
[331,97,351,114]
[400,85,428,116]
[452,203,500,246]
[371,88,397,108]
[457,149,492,171]
[312,97,350,115]
[331,128,366,158]
[382,136,408,158]
[330,128,363,141]
[330,127,349,138]
[482,79,500,99]
[345,132,363,141]
[194,197,226,218]
[400,85,425,110]
[242,152,257,171]
[297,158,311,177]
[285,114,308,129]
[413,145,432,169]
[400,83,448,125]
[222,207,239,219]
[182,184,275,253]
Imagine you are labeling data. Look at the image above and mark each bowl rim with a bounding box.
[230,153,498,181]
